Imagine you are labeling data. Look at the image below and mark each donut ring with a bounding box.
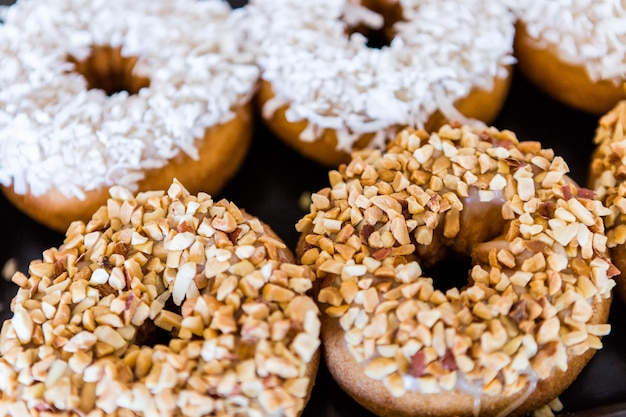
[0,0,259,232]
[242,0,515,166]
[511,1,626,114]
[296,126,615,417]
[0,180,320,417]
[589,100,626,301]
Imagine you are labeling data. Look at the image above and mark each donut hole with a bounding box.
[343,0,403,49]
[67,45,150,96]
[347,20,392,49]
[415,193,508,292]
[423,252,473,294]
[134,316,174,347]
[135,299,181,348]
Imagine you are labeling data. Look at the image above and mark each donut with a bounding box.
[240,0,516,167]
[0,180,321,416]
[589,100,626,301]
[0,0,259,232]
[295,125,615,417]
[511,1,626,115]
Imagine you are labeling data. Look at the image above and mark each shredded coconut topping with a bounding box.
[0,0,259,199]
[0,180,320,416]
[240,0,516,152]
[296,125,615,405]
[510,0,626,84]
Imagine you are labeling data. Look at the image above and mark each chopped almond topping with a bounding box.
[299,126,613,399]
[1,180,319,416]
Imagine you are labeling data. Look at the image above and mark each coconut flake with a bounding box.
[241,0,515,151]
[509,0,626,84]
[0,0,259,199]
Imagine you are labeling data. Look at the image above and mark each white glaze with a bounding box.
[400,363,539,416]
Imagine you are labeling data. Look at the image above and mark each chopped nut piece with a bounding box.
[364,357,398,380]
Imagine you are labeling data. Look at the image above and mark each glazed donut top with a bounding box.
[241,0,515,151]
[590,101,626,244]
[510,0,626,84]
[0,0,258,200]
[296,126,615,400]
[0,180,320,416]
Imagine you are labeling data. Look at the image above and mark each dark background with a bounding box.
[0,0,624,415]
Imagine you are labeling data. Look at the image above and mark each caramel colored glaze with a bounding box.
[610,244,626,301]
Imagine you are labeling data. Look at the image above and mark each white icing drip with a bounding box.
[0,0,259,199]
[473,396,481,417]
[509,0,626,84]
[401,374,441,394]
[494,375,538,417]
[402,368,539,416]
[240,0,516,151]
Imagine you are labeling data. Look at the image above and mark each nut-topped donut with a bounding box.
[0,0,259,232]
[296,126,615,417]
[511,0,626,114]
[0,180,320,417]
[589,100,626,302]
[241,0,516,166]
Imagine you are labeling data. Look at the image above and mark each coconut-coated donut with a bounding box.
[0,180,320,417]
[510,1,626,115]
[0,0,259,232]
[296,125,615,417]
[241,0,515,167]
[589,100,626,302]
